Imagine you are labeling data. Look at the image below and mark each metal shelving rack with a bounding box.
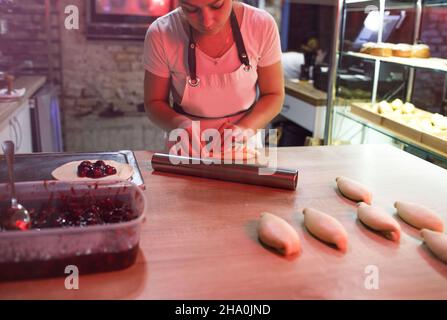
[324,0,447,166]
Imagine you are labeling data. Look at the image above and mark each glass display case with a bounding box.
[325,0,447,167]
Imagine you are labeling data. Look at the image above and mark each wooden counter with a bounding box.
[0,76,46,125]
[0,145,446,299]
[284,80,327,107]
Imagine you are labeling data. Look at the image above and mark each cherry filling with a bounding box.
[77,160,117,178]
[28,197,137,230]
[0,196,137,231]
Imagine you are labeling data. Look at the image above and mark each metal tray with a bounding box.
[0,150,144,187]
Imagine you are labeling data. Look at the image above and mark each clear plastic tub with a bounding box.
[0,180,147,281]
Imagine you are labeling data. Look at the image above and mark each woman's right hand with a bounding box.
[166,119,204,158]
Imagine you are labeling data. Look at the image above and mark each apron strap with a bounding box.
[187,31,198,86]
[230,10,250,69]
[187,8,250,84]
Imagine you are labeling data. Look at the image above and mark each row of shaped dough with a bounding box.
[257,176,446,265]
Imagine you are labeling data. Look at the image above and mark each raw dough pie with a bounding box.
[421,229,447,264]
[302,207,348,252]
[394,201,444,232]
[336,176,372,204]
[51,159,134,182]
[257,212,301,256]
[357,202,401,242]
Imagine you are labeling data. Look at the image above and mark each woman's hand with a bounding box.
[218,121,253,147]
[167,119,204,158]
[215,121,258,154]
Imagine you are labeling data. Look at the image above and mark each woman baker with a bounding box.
[143,0,284,157]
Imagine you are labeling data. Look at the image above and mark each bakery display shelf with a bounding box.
[336,109,447,160]
[345,0,446,9]
[345,1,413,11]
[343,51,447,73]
[346,103,447,157]
[326,0,447,167]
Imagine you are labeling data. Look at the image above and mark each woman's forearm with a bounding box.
[144,71,190,132]
[236,92,285,130]
[145,100,190,132]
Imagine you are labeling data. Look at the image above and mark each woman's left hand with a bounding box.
[218,121,256,151]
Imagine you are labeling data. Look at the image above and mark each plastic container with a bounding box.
[0,180,147,281]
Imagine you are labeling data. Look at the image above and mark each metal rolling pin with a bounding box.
[151,153,298,190]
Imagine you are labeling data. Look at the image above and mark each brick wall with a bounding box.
[414,7,447,114]
[0,0,61,84]
[58,0,165,151]
[59,0,146,116]
[286,4,334,55]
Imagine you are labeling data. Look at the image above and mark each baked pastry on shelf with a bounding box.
[369,43,393,57]
[411,44,431,58]
[375,99,417,116]
[402,113,447,134]
[392,44,412,58]
[360,42,376,54]
[401,102,416,114]
[377,100,393,114]
[390,98,404,111]
[431,113,447,130]
[359,42,431,59]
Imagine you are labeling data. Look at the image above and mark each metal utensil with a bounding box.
[1,140,30,230]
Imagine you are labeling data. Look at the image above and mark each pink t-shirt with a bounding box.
[143,3,282,104]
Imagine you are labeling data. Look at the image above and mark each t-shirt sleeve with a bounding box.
[143,21,170,78]
[257,12,282,68]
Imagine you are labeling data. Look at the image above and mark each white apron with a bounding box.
[166,9,263,150]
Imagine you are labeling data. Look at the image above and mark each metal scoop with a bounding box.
[2,140,30,230]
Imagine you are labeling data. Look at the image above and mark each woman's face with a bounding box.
[180,0,233,35]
